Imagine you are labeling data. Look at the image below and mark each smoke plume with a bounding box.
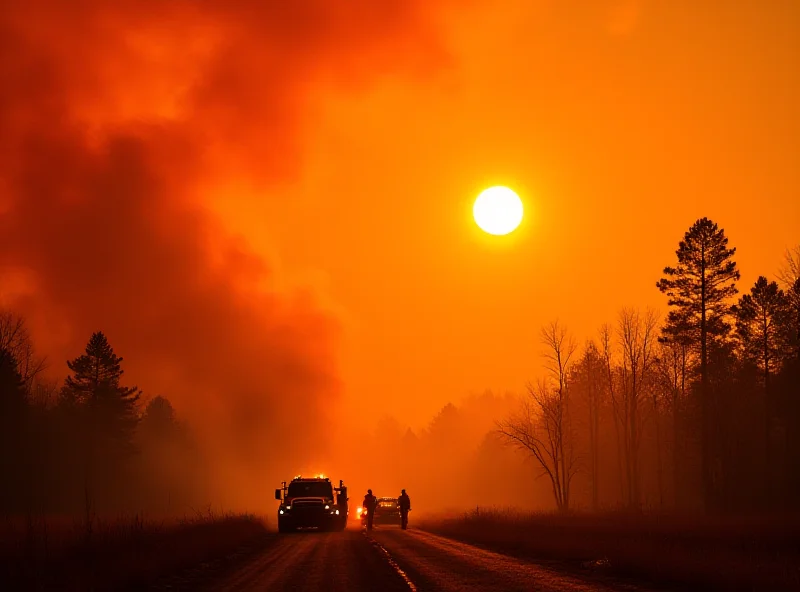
[0,0,454,507]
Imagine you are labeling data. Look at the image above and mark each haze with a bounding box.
[1,0,798,520]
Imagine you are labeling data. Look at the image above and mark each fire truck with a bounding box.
[275,475,348,533]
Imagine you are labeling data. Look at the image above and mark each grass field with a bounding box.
[419,507,800,591]
[0,509,269,590]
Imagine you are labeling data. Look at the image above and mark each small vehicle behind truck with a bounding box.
[275,476,348,533]
[360,496,402,527]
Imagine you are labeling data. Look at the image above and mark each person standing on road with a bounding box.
[363,489,377,531]
[398,489,411,530]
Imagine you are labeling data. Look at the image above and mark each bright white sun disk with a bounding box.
[473,186,523,236]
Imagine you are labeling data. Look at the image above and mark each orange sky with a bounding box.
[0,0,797,444]
[208,0,799,429]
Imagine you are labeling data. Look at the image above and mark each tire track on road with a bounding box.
[197,526,414,591]
[372,527,654,592]
[363,530,418,591]
[214,532,318,590]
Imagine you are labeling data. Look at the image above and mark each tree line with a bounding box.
[346,392,548,512]
[3,216,797,517]
[1,308,545,517]
[499,218,800,514]
[0,320,205,514]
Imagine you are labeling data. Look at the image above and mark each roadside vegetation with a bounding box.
[0,510,268,591]
[421,508,800,591]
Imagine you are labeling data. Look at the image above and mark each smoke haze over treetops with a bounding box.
[0,0,458,506]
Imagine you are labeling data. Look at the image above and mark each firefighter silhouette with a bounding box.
[363,489,377,530]
[398,489,411,530]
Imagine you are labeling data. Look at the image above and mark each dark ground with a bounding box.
[151,522,658,592]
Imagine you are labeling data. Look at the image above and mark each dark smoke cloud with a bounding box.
[0,0,457,507]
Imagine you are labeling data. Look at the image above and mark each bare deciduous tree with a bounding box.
[777,245,800,353]
[0,310,47,393]
[600,309,659,508]
[617,307,659,508]
[777,245,800,289]
[648,368,666,508]
[600,322,625,501]
[498,321,577,512]
[574,341,605,510]
[28,378,61,409]
[656,339,693,506]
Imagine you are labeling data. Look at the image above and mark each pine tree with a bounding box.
[733,276,792,385]
[141,395,177,440]
[61,332,141,457]
[656,217,740,512]
[733,276,792,500]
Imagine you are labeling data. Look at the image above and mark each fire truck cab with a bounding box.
[275,476,348,533]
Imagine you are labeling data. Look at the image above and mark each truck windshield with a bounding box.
[288,481,333,498]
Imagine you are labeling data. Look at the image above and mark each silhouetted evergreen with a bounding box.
[141,395,177,439]
[734,277,793,381]
[0,347,29,511]
[657,217,740,512]
[733,277,793,500]
[0,347,27,416]
[0,319,213,515]
[0,234,799,519]
[61,332,140,458]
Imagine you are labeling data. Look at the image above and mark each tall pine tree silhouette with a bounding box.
[62,332,141,460]
[657,217,740,513]
[734,276,792,387]
[733,276,792,499]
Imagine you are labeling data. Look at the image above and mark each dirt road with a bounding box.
[153,524,656,591]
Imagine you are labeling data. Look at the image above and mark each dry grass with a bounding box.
[419,507,800,591]
[0,508,269,590]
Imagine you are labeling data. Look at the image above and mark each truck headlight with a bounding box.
[325,504,330,510]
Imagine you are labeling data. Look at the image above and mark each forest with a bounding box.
[348,218,800,516]
[1,217,798,519]
[0,324,205,515]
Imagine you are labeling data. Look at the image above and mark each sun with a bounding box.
[473,186,523,236]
